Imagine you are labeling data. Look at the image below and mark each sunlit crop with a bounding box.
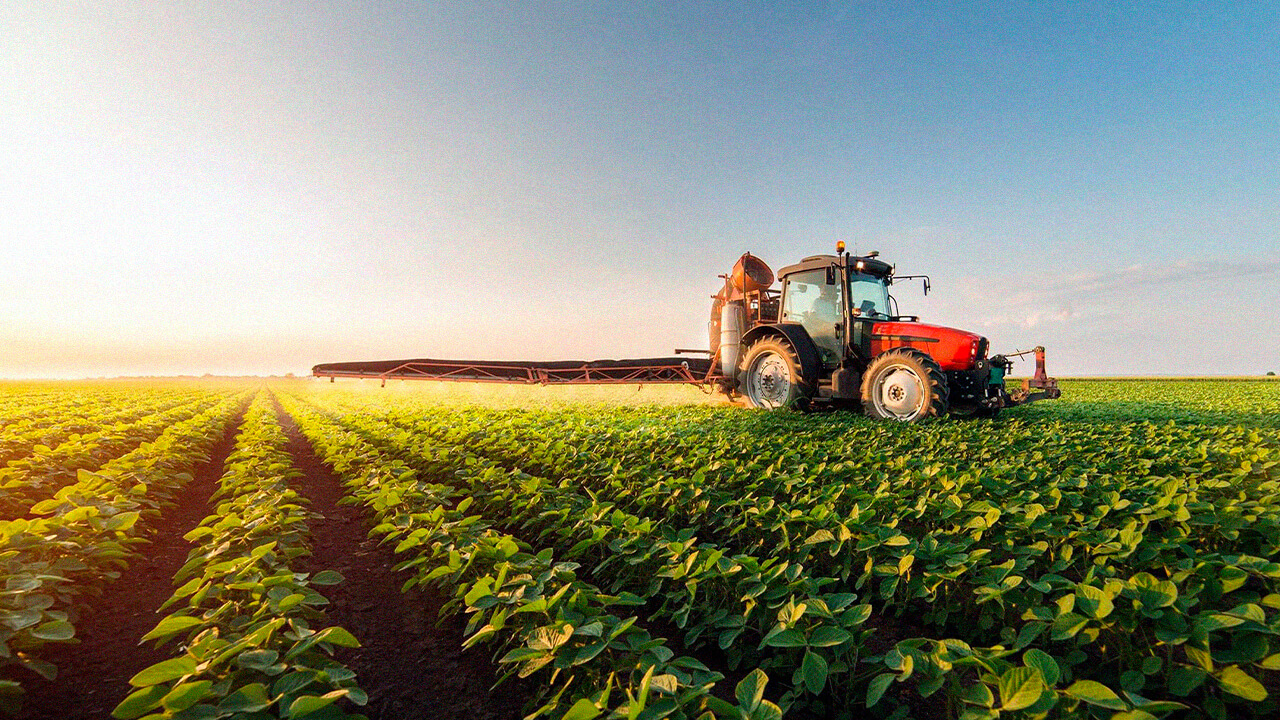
[286,378,1280,719]
[2,379,1278,719]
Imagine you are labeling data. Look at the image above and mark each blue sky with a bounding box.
[1,2,1277,377]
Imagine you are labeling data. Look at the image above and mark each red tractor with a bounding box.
[710,246,1060,419]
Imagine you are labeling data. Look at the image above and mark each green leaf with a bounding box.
[807,626,851,647]
[286,694,339,718]
[1168,666,1206,696]
[140,616,203,643]
[753,700,783,720]
[1120,670,1145,692]
[763,629,806,648]
[311,570,344,585]
[128,657,197,688]
[1023,649,1060,686]
[6,576,40,592]
[735,669,767,712]
[2,607,41,632]
[312,626,361,648]
[649,674,679,695]
[30,620,74,641]
[1124,694,1188,714]
[572,641,607,666]
[867,673,894,707]
[1184,644,1213,671]
[1052,612,1088,640]
[960,682,994,708]
[845,604,873,625]
[107,511,140,532]
[112,686,167,719]
[801,650,828,695]
[216,683,272,713]
[1217,666,1267,702]
[160,681,213,712]
[999,666,1044,711]
[236,649,281,670]
[562,698,601,720]
[1075,584,1114,619]
[344,687,368,706]
[1015,621,1047,649]
[1064,680,1127,710]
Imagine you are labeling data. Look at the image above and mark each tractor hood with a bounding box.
[868,320,986,371]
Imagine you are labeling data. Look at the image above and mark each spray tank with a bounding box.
[719,301,745,378]
[709,252,774,379]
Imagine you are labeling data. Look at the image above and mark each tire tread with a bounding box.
[860,348,949,420]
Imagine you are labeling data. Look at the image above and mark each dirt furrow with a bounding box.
[273,401,530,720]
[14,412,243,720]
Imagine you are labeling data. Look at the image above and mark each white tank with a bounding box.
[720,301,746,380]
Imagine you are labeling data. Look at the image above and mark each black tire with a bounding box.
[860,348,949,421]
[736,337,812,410]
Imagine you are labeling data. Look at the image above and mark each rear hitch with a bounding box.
[992,346,1061,406]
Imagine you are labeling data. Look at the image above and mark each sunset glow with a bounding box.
[3,2,1277,378]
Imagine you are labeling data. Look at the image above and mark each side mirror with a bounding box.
[923,278,931,296]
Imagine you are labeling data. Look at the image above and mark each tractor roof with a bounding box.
[776,254,894,280]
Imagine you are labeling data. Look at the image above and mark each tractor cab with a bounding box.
[775,253,897,370]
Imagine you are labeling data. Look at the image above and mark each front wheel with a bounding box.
[737,337,811,410]
[861,348,949,421]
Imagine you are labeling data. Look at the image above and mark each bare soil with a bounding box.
[12,412,243,720]
[273,402,532,720]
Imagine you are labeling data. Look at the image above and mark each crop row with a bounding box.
[279,394,772,720]
[0,392,236,518]
[402,408,1280,719]
[0,391,247,707]
[293,400,1034,718]
[113,393,366,720]
[0,388,215,465]
[0,386,183,427]
[296,388,1280,719]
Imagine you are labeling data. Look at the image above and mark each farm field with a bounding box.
[1,378,1278,720]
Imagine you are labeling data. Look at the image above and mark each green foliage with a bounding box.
[281,394,759,720]
[5,378,1279,720]
[0,390,246,699]
[0,390,232,516]
[115,394,366,720]
[282,379,1280,719]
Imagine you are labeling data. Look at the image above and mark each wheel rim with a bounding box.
[872,365,925,420]
[745,351,792,409]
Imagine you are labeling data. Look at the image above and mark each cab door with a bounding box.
[779,268,844,368]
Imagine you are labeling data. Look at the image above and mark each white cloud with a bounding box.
[936,257,1280,375]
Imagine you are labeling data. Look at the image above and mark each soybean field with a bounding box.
[2,378,1278,720]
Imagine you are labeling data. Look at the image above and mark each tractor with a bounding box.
[710,244,1060,419]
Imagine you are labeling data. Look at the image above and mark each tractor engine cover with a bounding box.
[868,321,985,371]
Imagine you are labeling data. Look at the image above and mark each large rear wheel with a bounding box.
[861,348,949,421]
[737,337,811,410]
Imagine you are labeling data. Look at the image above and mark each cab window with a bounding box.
[781,270,842,323]
[781,269,843,367]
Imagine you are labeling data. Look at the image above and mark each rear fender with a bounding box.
[739,323,822,388]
